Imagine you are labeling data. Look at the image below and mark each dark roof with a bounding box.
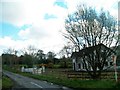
[71,43,116,58]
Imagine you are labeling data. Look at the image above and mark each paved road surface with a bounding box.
[3,71,73,90]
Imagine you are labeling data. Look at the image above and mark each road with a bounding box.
[3,71,73,90]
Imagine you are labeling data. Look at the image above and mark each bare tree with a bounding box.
[64,5,119,79]
[36,49,46,64]
[59,43,73,58]
[27,45,38,67]
[3,48,14,54]
[64,6,118,50]
[20,45,38,67]
[27,45,37,56]
[3,48,17,67]
[47,51,56,60]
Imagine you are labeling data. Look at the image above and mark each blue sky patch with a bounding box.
[54,0,68,9]
[0,22,20,39]
[44,13,57,20]
[20,24,32,30]
[0,22,31,40]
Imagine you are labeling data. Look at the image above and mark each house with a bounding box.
[71,43,116,71]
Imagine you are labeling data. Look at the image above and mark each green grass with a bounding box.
[2,75,13,89]
[3,65,120,89]
[18,73,117,88]
[0,79,2,89]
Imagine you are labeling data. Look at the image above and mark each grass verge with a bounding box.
[2,75,13,89]
[3,66,120,89]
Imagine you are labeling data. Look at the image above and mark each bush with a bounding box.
[47,63,54,68]
[53,64,61,68]
[59,61,69,68]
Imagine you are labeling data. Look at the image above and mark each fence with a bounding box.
[67,71,120,80]
[21,66,45,74]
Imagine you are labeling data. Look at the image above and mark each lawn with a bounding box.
[3,66,120,89]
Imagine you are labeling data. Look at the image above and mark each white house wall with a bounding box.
[72,55,113,71]
[72,58,78,71]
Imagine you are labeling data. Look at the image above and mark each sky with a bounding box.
[0,0,119,56]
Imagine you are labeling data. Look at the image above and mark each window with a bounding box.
[105,62,108,66]
[110,62,113,66]
[78,63,81,69]
[83,63,85,69]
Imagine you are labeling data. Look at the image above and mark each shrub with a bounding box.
[47,63,54,68]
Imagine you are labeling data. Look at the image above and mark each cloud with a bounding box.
[65,0,118,18]
[0,0,67,53]
[1,0,57,26]
[18,25,50,40]
[0,36,28,50]
[0,1,25,26]
[0,0,118,55]
[1,0,118,25]
[118,1,120,21]
[18,18,65,53]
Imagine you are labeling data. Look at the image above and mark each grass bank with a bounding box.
[3,66,120,89]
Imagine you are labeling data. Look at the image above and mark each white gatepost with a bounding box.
[21,66,24,72]
[42,66,45,73]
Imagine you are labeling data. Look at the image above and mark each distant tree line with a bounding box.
[2,45,72,68]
